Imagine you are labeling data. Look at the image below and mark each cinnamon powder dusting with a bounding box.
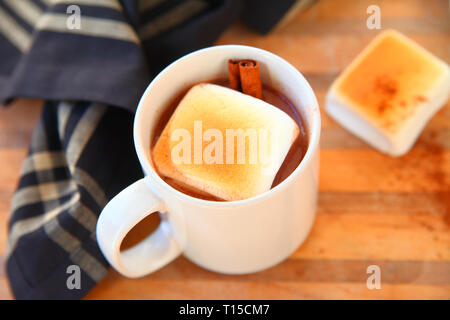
[415,95,427,103]
[374,74,398,114]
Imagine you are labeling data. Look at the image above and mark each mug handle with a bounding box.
[96,177,181,278]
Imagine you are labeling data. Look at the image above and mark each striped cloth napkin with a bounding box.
[0,0,242,299]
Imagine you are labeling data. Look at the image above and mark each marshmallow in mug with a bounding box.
[152,83,300,201]
[326,30,450,156]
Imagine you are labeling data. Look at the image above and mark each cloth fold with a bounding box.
[1,0,292,299]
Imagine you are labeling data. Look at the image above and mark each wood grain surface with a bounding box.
[0,0,449,299]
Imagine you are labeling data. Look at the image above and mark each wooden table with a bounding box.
[1,0,449,299]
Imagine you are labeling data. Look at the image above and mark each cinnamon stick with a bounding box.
[227,59,263,100]
[228,59,241,91]
[239,60,262,99]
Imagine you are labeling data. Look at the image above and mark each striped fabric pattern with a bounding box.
[7,101,142,299]
[1,0,242,299]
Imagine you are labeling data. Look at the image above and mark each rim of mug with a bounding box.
[134,45,321,208]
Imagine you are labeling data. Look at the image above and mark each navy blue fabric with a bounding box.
[242,0,299,34]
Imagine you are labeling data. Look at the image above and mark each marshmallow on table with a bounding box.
[152,83,299,201]
[326,30,450,156]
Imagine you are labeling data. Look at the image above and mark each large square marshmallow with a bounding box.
[326,30,450,156]
[152,83,299,201]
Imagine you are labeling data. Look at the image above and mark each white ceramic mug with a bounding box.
[96,45,321,278]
